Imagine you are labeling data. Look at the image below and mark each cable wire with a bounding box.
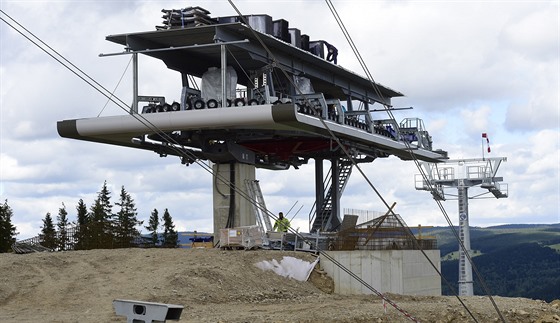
[2,8,430,321]
[0,9,278,239]
[324,1,506,322]
[225,1,425,321]
[2,6,501,321]
[98,55,133,117]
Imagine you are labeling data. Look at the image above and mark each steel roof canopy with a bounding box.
[105,22,402,106]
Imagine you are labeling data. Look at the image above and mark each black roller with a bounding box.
[234,98,245,106]
[194,99,205,109]
[207,99,218,109]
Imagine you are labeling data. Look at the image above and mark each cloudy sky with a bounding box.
[1,0,558,239]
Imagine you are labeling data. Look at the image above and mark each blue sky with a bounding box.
[1,0,558,239]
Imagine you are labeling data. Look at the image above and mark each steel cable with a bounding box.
[324,1,506,321]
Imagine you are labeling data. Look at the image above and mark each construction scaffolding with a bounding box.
[326,212,438,251]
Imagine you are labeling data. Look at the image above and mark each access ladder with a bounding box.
[245,179,273,245]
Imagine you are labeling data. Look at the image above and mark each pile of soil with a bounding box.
[0,248,558,322]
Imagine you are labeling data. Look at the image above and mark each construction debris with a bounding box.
[11,242,51,254]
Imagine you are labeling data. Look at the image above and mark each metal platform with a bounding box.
[58,11,447,170]
[58,103,446,166]
[56,6,448,232]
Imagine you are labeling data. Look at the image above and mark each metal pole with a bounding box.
[330,158,340,230]
[221,44,227,107]
[313,158,324,231]
[132,52,138,114]
[458,180,473,296]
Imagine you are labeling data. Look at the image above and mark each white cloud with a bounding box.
[460,105,492,137]
[1,1,558,240]
[499,3,559,62]
[505,62,560,131]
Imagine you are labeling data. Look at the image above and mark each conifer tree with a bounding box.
[75,198,90,250]
[0,200,17,253]
[161,208,178,248]
[41,212,56,250]
[90,181,113,249]
[57,202,69,251]
[145,208,160,247]
[113,186,141,248]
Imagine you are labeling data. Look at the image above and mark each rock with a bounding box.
[535,314,560,323]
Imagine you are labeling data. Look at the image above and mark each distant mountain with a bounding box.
[424,224,560,302]
[486,223,560,230]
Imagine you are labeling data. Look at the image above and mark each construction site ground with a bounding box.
[0,248,558,323]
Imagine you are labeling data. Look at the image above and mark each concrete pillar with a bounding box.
[212,162,256,242]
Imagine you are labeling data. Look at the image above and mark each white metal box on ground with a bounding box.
[219,225,263,249]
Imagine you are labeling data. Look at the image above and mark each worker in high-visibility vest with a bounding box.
[273,212,290,232]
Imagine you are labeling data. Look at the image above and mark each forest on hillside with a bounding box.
[434,225,560,302]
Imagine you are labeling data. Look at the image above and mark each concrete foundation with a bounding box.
[320,250,441,296]
[212,163,256,241]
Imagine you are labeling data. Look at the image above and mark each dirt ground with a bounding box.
[0,248,558,323]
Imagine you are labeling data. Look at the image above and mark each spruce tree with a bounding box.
[90,181,113,249]
[57,202,69,251]
[0,200,17,253]
[161,208,178,248]
[145,208,160,247]
[41,212,56,250]
[113,186,141,248]
[75,198,90,250]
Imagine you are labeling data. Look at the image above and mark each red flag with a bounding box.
[483,133,491,153]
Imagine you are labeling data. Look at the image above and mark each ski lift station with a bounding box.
[57,6,450,296]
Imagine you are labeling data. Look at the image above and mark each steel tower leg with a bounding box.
[458,181,473,296]
[314,158,324,231]
[132,52,138,114]
[328,158,341,230]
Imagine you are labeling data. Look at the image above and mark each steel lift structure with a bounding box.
[57,7,448,239]
[415,157,508,296]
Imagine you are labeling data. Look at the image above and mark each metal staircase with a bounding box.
[310,158,353,232]
[245,180,273,244]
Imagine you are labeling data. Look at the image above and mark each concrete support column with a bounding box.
[212,163,256,241]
